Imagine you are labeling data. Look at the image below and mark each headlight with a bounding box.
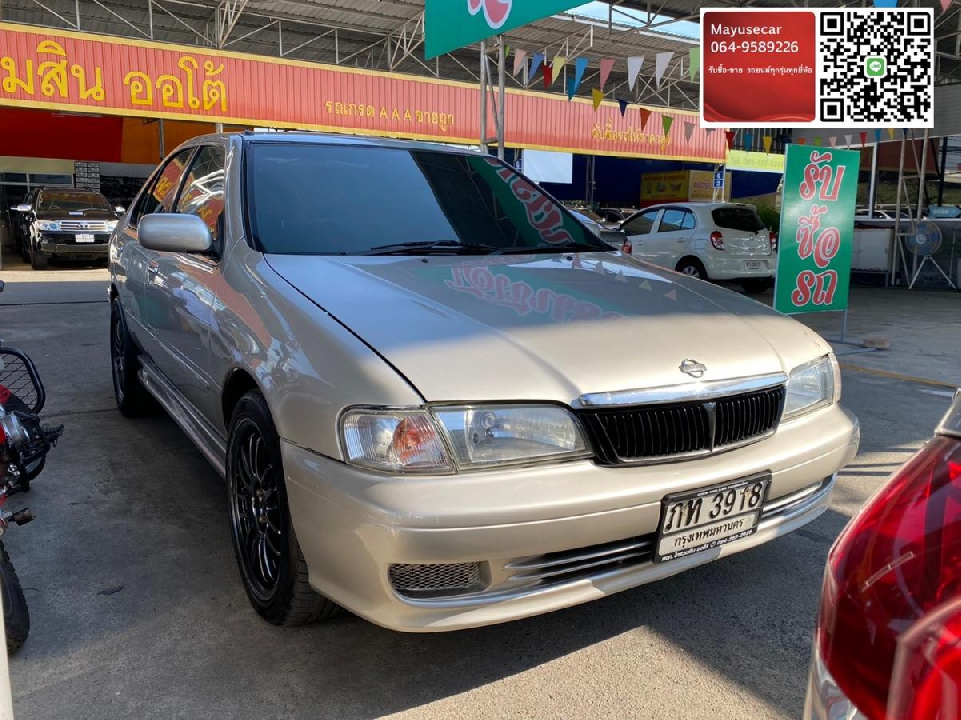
[340,405,589,473]
[783,355,840,421]
[106,220,118,230]
[36,220,59,231]
[433,405,589,470]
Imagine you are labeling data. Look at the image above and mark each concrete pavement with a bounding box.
[0,264,955,719]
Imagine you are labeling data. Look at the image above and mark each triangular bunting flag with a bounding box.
[513,49,527,77]
[528,53,544,83]
[599,58,616,91]
[844,134,853,146]
[814,137,821,147]
[638,279,652,291]
[684,121,695,142]
[874,129,882,144]
[873,0,898,7]
[887,127,896,141]
[725,130,735,149]
[744,131,754,149]
[662,116,674,136]
[566,75,577,101]
[688,47,700,80]
[639,108,652,128]
[655,52,673,88]
[543,64,553,89]
[941,0,951,12]
[705,127,716,136]
[859,131,868,145]
[829,136,837,147]
[665,289,677,301]
[573,57,589,95]
[762,135,772,153]
[627,56,644,91]
[551,55,566,85]
[618,99,629,116]
[591,88,604,111]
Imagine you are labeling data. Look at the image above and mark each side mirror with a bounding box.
[14,204,31,213]
[139,214,212,254]
[115,206,126,215]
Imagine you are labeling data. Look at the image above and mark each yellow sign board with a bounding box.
[641,170,731,205]
[725,150,785,173]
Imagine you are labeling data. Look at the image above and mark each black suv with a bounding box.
[14,188,121,269]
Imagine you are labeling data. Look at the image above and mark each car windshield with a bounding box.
[37,191,111,212]
[711,207,765,232]
[246,143,609,255]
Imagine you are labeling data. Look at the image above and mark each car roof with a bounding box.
[186,130,482,157]
[643,202,755,211]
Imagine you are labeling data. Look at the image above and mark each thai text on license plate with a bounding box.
[745,260,762,270]
[76,233,95,243]
[655,475,770,563]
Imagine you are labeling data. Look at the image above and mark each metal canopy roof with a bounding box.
[0,0,701,109]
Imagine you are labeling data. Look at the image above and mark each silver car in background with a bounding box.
[109,132,859,631]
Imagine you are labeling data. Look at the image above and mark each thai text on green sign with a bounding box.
[774,144,859,315]
[425,0,583,59]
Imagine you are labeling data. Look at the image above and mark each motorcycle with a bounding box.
[0,280,63,651]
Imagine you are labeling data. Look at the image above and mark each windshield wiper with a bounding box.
[360,240,501,256]
[496,242,608,255]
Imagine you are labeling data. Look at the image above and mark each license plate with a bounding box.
[76,233,95,243]
[745,260,762,270]
[655,475,770,563]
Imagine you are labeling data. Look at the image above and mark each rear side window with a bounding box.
[176,146,226,248]
[132,148,194,225]
[658,209,696,232]
[712,207,765,232]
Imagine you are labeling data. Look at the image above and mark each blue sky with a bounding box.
[572,2,700,39]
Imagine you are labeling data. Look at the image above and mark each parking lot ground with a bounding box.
[0,263,956,719]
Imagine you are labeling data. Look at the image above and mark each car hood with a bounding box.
[266,253,832,403]
[35,209,117,221]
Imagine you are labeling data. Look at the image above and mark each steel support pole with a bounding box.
[938,136,948,206]
[891,133,908,285]
[916,127,930,221]
[867,141,878,218]
[158,119,166,159]
[497,36,506,161]
[479,39,488,153]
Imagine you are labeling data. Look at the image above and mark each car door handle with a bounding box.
[148,261,159,274]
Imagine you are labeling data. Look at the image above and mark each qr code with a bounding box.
[818,10,933,125]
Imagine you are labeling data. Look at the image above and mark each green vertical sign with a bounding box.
[425,0,583,59]
[774,144,859,315]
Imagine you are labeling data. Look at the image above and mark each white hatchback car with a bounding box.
[620,202,776,294]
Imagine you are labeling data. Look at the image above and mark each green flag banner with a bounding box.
[774,144,859,315]
[426,0,583,59]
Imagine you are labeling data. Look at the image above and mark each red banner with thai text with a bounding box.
[0,22,724,162]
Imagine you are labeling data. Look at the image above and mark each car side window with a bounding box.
[622,210,659,236]
[680,210,696,230]
[658,209,687,233]
[130,148,195,226]
[175,145,226,253]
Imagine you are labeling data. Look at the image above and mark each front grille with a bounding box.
[505,535,655,586]
[579,386,785,465]
[388,562,482,598]
[59,220,109,232]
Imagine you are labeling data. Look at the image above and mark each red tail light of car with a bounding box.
[815,434,961,719]
[769,231,778,251]
[710,231,724,250]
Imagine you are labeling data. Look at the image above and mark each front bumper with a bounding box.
[285,404,859,632]
[39,233,110,258]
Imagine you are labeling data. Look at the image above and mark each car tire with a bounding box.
[226,390,339,627]
[741,278,773,295]
[676,258,708,281]
[29,246,48,271]
[110,298,156,416]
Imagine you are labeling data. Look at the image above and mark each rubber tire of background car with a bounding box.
[226,390,340,627]
[741,278,774,295]
[676,258,708,281]
[110,298,156,417]
[29,246,48,271]
[0,542,30,653]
